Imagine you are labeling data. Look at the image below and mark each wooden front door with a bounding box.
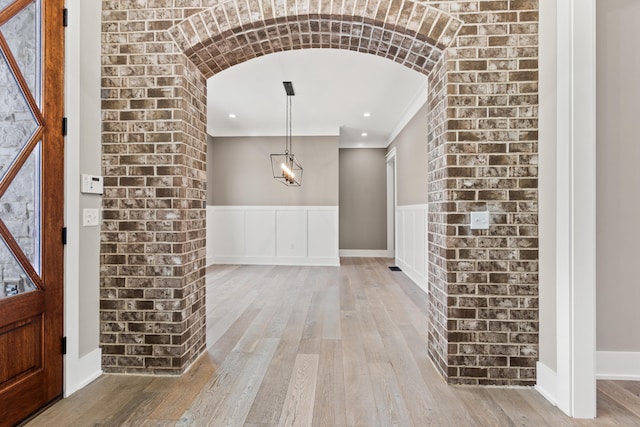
[0,0,64,425]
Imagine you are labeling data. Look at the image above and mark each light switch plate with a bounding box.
[470,211,490,230]
[81,174,104,195]
[83,208,100,227]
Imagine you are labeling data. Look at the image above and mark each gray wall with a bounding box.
[596,0,640,352]
[208,136,338,206]
[388,103,429,206]
[78,1,101,357]
[339,149,387,250]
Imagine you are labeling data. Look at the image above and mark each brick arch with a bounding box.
[100,0,540,385]
[169,1,462,77]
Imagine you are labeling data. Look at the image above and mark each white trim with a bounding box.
[64,1,82,396]
[555,0,597,418]
[64,0,103,397]
[339,139,388,149]
[396,258,428,295]
[395,203,428,210]
[395,204,428,294]
[211,256,339,267]
[596,352,640,380]
[386,80,428,145]
[63,348,103,397]
[211,205,337,211]
[535,361,558,407]
[386,148,397,258]
[339,250,388,257]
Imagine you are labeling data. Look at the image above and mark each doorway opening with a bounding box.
[386,147,397,259]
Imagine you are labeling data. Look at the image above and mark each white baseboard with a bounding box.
[596,351,640,380]
[211,256,340,267]
[535,361,557,406]
[64,347,103,397]
[396,258,428,294]
[339,249,388,257]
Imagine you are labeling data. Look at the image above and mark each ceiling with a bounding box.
[206,49,428,148]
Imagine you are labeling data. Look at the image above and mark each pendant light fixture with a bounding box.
[271,81,303,186]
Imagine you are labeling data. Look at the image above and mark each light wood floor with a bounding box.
[27,258,640,426]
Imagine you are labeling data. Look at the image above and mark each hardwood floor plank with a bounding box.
[341,310,381,427]
[599,379,640,419]
[486,387,556,426]
[207,338,280,427]
[321,284,341,340]
[365,284,448,426]
[244,275,314,425]
[175,352,251,426]
[398,323,478,426]
[26,259,640,427]
[145,352,217,421]
[312,339,347,427]
[297,291,325,355]
[278,354,320,427]
[367,361,412,427]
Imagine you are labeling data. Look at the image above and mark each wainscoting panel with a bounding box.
[207,206,339,266]
[308,209,339,258]
[245,210,276,258]
[276,210,307,258]
[210,209,244,257]
[395,204,428,294]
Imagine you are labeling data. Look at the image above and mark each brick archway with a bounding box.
[100,0,539,385]
[169,3,462,77]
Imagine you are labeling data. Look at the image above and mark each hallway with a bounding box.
[28,259,640,426]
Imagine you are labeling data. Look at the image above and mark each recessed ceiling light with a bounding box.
[361,132,368,137]
[363,112,371,117]
[228,113,237,118]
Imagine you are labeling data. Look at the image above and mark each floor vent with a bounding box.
[388,266,402,272]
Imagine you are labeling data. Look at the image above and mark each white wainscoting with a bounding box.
[535,361,558,407]
[207,206,339,266]
[396,204,428,294]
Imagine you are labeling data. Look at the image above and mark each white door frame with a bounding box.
[555,0,597,418]
[385,148,397,259]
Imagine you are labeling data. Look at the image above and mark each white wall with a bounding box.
[538,0,558,376]
[64,0,103,395]
[207,206,339,266]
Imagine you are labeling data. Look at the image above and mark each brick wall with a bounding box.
[100,0,538,384]
[100,1,207,374]
[426,51,451,380]
[428,0,539,385]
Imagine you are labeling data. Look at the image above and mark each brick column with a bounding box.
[100,2,207,374]
[426,0,539,385]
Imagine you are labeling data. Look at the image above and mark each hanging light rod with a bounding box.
[283,81,295,96]
[270,81,303,187]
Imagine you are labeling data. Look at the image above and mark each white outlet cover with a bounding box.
[83,208,100,227]
[470,211,490,230]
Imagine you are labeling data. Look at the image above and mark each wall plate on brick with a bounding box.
[83,208,100,227]
[470,211,490,230]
